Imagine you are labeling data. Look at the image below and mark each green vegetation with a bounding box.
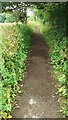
[0,2,67,118]
[28,2,67,117]
[42,24,67,116]
[0,23,33,118]
[37,3,67,117]
[0,11,26,23]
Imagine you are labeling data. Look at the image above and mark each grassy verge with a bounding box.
[0,23,33,118]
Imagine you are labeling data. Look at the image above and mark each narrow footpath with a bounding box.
[12,27,62,118]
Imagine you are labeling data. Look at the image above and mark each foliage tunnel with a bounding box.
[0,2,67,118]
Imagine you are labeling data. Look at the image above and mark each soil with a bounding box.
[12,27,62,118]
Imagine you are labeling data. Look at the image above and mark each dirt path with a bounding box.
[12,27,62,118]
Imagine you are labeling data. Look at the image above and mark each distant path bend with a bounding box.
[12,27,62,118]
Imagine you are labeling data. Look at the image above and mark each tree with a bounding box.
[2,2,28,23]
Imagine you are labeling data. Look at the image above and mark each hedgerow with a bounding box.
[42,25,67,116]
[40,3,67,117]
[0,23,33,118]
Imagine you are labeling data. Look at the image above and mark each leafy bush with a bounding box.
[43,28,67,117]
[0,23,33,118]
[0,12,20,23]
[4,14,15,23]
[4,12,21,23]
[39,3,67,117]
[0,14,6,23]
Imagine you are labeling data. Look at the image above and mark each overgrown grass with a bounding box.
[0,23,33,118]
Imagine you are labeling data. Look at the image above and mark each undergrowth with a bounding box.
[0,23,33,118]
[35,3,68,117]
[41,22,67,117]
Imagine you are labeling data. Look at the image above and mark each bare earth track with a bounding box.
[12,27,62,118]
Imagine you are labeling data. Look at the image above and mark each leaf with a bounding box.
[0,104,2,110]
[7,115,12,118]
[18,90,22,94]
[1,111,7,118]
[6,104,11,112]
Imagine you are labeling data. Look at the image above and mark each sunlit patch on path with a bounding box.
[29,99,36,105]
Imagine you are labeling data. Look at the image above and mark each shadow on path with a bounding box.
[12,27,62,118]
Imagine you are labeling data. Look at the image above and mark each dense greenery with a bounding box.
[1,2,30,23]
[28,2,67,117]
[0,2,67,118]
[37,3,67,117]
[0,23,33,118]
[0,11,26,23]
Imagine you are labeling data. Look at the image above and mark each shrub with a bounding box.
[42,18,67,117]
[0,23,33,118]
[39,3,67,117]
[0,14,6,23]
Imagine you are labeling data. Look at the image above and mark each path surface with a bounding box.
[12,27,62,118]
